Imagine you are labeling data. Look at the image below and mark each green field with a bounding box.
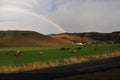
[0,44,120,66]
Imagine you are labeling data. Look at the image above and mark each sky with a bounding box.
[0,0,120,34]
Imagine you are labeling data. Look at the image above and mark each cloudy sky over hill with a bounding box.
[0,0,120,34]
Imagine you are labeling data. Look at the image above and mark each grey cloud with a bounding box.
[0,0,120,34]
[45,0,120,33]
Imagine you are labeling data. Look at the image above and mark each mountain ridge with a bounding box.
[0,31,119,46]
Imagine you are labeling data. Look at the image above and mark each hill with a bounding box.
[49,33,95,43]
[50,31,120,44]
[0,31,119,46]
[0,31,67,46]
[73,31,120,43]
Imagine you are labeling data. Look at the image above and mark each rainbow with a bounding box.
[0,6,67,33]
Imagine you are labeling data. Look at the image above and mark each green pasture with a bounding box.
[0,44,120,66]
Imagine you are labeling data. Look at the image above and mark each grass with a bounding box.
[0,51,120,73]
[0,44,119,73]
[0,44,120,66]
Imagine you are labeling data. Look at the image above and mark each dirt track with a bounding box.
[0,56,120,80]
